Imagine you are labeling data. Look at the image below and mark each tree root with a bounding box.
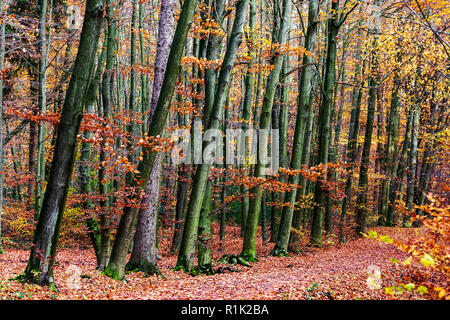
[125,261,162,277]
[270,247,289,257]
[192,264,215,276]
[217,254,253,267]
[12,271,58,292]
[215,266,240,274]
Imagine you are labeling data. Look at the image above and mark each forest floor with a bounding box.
[0,226,441,300]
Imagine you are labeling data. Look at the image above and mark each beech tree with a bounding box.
[18,0,105,287]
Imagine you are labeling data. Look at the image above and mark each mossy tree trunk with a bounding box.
[241,0,292,260]
[175,0,250,273]
[20,0,105,286]
[273,0,318,254]
[104,0,198,280]
[309,0,342,247]
[126,0,176,275]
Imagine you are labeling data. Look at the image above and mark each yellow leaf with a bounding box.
[402,257,412,266]
[420,254,435,267]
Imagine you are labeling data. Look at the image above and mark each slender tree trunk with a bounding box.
[272,0,319,255]
[20,0,105,287]
[97,0,118,270]
[381,47,402,226]
[241,0,292,260]
[139,2,147,134]
[79,38,107,266]
[405,106,420,213]
[339,32,365,242]
[175,0,250,273]
[388,108,412,226]
[35,0,50,215]
[309,0,342,247]
[126,0,138,180]
[104,0,196,280]
[239,0,257,237]
[126,0,176,275]
[355,33,380,236]
[170,114,189,254]
[272,56,290,243]
[289,68,318,251]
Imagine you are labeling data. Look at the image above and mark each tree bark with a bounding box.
[241,0,292,260]
[20,0,105,287]
[126,0,176,275]
[175,0,250,273]
[104,0,191,280]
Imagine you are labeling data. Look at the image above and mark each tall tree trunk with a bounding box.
[170,112,189,254]
[309,0,342,247]
[175,0,250,273]
[241,0,292,260]
[338,27,364,242]
[380,46,402,226]
[20,0,105,287]
[126,0,176,275]
[239,0,257,237]
[104,0,197,280]
[97,0,117,270]
[405,106,420,213]
[388,108,412,226]
[273,0,319,254]
[272,55,290,243]
[355,31,380,236]
[139,2,147,134]
[126,0,138,179]
[35,0,50,214]
[79,38,107,266]
[196,0,227,270]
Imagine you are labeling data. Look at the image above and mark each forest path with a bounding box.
[0,227,423,299]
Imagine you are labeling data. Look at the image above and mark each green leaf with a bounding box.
[420,254,435,267]
[389,258,399,264]
[362,230,378,239]
[404,283,415,291]
[416,286,428,295]
[379,235,393,244]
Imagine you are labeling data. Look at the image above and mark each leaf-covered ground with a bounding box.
[0,226,443,300]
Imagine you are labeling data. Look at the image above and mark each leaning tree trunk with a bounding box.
[19,0,105,287]
[125,0,176,275]
[79,38,107,266]
[104,0,198,281]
